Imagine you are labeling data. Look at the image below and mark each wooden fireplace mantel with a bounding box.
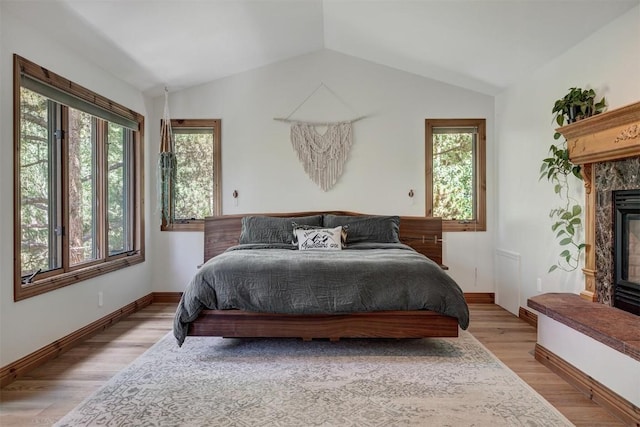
[562,101,640,165]
[559,101,640,301]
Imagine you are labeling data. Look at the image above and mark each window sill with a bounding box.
[161,221,204,232]
[14,253,145,301]
[442,221,486,232]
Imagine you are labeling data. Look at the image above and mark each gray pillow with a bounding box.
[239,215,323,244]
[323,215,400,244]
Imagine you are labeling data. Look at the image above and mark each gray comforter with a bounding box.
[173,243,469,345]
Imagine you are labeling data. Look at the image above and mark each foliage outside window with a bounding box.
[161,119,221,231]
[425,119,486,232]
[14,55,145,301]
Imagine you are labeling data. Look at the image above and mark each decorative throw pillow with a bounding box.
[239,215,323,244]
[294,226,343,251]
[323,215,400,244]
[292,222,348,247]
[291,222,321,244]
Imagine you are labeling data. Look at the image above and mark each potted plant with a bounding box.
[552,87,606,128]
[541,88,606,272]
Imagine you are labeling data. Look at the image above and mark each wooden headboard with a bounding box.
[204,211,443,266]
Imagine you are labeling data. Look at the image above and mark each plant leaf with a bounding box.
[548,265,558,273]
[572,167,582,180]
[560,237,573,245]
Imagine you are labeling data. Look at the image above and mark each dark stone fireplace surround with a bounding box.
[595,157,640,306]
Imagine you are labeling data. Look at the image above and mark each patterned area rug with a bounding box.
[55,331,572,426]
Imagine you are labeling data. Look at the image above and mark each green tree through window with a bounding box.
[426,119,486,232]
[19,88,59,275]
[14,55,144,300]
[432,130,474,220]
[161,119,221,231]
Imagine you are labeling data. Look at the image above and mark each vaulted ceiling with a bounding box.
[3,0,638,97]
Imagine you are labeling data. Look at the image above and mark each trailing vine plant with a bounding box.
[540,88,606,272]
[540,143,584,272]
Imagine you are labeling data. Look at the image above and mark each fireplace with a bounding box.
[613,189,640,315]
[561,100,640,303]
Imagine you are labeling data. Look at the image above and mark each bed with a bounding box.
[173,211,469,346]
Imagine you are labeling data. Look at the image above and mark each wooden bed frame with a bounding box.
[187,211,460,340]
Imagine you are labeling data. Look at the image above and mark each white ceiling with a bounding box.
[3,0,638,97]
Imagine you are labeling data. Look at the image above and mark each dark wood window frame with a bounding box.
[425,118,486,232]
[13,55,145,301]
[161,119,222,232]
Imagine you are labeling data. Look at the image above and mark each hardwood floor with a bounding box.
[0,303,626,426]
[0,304,174,426]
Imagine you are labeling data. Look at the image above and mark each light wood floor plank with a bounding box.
[0,303,626,426]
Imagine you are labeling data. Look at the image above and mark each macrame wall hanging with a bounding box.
[275,83,364,192]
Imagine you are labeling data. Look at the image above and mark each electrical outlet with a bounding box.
[98,291,103,307]
[536,278,542,292]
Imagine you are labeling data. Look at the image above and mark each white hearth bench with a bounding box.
[528,293,639,425]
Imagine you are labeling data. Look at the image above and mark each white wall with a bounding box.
[149,49,495,295]
[538,315,640,406]
[0,8,153,366]
[495,6,640,311]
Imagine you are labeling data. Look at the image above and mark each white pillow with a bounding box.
[294,226,343,251]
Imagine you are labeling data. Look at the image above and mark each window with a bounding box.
[161,119,221,231]
[14,55,145,301]
[425,118,486,232]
